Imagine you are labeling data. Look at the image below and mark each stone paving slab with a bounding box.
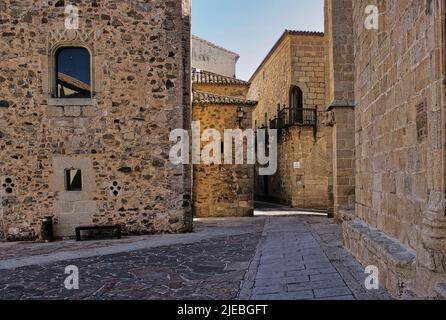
[0,232,263,300]
[0,218,265,270]
[0,206,393,300]
[239,208,393,300]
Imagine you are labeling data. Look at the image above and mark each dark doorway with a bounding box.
[263,175,269,196]
[290,86,303,124]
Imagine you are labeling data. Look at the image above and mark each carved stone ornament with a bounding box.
[48,29,95,50]
[325,111,335,127]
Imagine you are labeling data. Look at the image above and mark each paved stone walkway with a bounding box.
[0,205,392,300]
[239,213,391,300]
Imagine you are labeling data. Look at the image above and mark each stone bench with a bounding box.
[434,283,446,300]
[342,219,417,298]
[75,225,122,242]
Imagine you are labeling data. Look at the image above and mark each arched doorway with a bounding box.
[290,86,303,124]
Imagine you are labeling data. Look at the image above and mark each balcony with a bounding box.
[255,105,318,141]
[269,105,317,131]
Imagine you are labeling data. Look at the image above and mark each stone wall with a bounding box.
[249,35,291,127]
[192,35,239,78]
[324,0,356,219]
[0,0,192,240]
[332,0,446,298]
[192,98,254,218]
[271,127,329,210]
[324,0,355,107]
[248,31,329,210]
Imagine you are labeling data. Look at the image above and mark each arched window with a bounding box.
[290,86,303,124]
[55,47,91,98]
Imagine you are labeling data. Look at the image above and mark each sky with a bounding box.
[57,48,91,84]
[192,0,324,81]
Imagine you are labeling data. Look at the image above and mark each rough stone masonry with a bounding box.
[192,69,256,218]
[0,0,193,240]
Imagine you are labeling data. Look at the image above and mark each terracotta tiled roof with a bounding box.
[286,30,324,37]
[58,72,91,92]
[192,69,249,86]
[193,91,257,106]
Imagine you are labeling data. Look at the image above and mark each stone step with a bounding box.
[434,283,446,300]
[343,219,417,298]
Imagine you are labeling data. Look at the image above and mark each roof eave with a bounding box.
[248,30,324,83]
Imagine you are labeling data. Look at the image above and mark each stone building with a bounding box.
[324,0,356,219]
[192,35,239,78]
[247,30,329,211]
[0,0,193,240]
[192,69,256,218]
[326,0,446,298]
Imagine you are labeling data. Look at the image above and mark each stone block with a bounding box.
[343,219,417,298]
[81,106,97,117]
[46,106,64,117]
[64,106,81,117]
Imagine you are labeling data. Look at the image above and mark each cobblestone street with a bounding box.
[0,205,391,300]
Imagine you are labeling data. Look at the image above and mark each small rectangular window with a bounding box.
[65,169,82,191]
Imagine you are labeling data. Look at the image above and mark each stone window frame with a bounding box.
[51,157,97,239]
[52,157,96,200]
[47,30,97,107]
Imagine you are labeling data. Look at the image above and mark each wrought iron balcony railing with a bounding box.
[256,105,319,144]
[271,105,317,130]
[260,104,319,140]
